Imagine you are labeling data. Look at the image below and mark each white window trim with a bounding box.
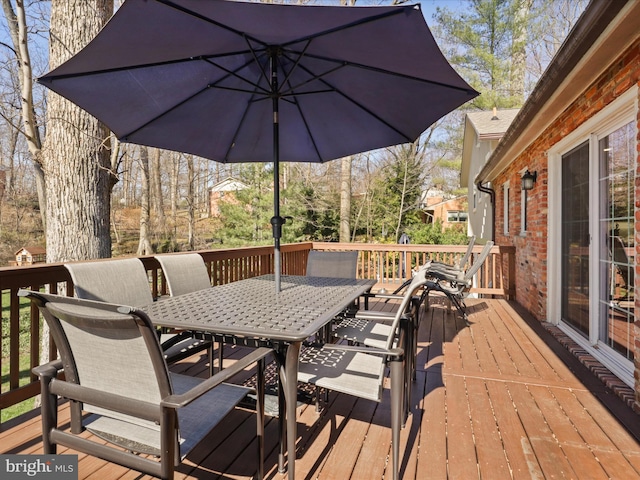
[546,86,637,386]
[520,168,529,235]
[503,181,510,235]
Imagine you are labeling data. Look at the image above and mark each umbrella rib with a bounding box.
[280,73,323,162]
[40,48,260,83]
[286,57,414,143]
[155,0,414,55]
[282,49,477,96]
[202,53,270,96]
[278,52,347,98]
[156,0,271,49]
[119,85,209,140]
[223,88,265,162]
[277,40,312,94]
[243,34,272,96]
[280,5,416,48]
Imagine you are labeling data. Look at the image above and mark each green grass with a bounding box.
[1,292,40,423]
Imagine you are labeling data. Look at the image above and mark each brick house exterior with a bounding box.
[420,195,468,229]
[470,1,640,412]
[209,177,248,217]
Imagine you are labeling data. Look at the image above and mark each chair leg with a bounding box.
[217,342,224,373]
[40,381,58,454]
[390,357,404,480]
[207,345,214,377]
[256,357,265,480]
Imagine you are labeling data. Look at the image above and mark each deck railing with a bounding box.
[0,241,514,421]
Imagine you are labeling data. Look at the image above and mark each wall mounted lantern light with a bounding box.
[521,170,537,191]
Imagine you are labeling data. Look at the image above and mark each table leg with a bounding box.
[276,349,286,474]
[275,341,301,480]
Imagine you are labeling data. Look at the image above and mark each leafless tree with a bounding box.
[43,0,115,262]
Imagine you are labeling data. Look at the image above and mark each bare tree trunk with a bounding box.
[511,0,533,104]
[151,147,166,234]
[137,147,153,255]
[171,153,179,241]
[394,154,409,242]
[2,0,46,227]
[187,155,195,250]
[339,155,351,242]
[44,0,114,263]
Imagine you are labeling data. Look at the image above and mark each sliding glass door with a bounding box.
[560,122,635,365]
[598,121,635,361]
[561,142,590,335]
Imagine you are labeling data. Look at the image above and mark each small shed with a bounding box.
[14,246,46,266]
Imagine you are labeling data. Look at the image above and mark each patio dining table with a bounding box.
[139,273,375,479]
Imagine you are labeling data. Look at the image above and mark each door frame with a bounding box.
[547,87,637,386]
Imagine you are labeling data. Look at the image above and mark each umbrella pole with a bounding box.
[270,49,283,294]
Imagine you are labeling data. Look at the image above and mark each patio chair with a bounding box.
[331,265,429,410]
[611,235,634,294]
[155,253,218,375]
[429,235,476,273]
[390,235,476,296]
[21,289,269,480]
[422,241,494,322]
[65,258,213,370]
[306,249,360,324]
[298,268,429,480]
[304,250,360,403]
[305,250,358,278]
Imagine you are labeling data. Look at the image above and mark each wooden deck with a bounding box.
[1,297,639,479]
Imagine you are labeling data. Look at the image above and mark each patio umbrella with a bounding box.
[38,0,478,292]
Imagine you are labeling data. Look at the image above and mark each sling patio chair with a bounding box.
[330,267,429,412]
[297,268,429,480]
[155,253,219,375]
[422,241,494,323]
[305,249,360,335]
[305,249,359,279]
[304,250,360,404]
[390,235,476,296]
[21,289,270,480]
[610,235,634,301]
[65,257,213,371]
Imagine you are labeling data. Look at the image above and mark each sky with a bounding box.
[419,0,467,24]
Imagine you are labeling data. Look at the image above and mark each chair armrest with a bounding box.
[162,347,272,409]
[323,343,403,359]
[354,310,395,320]
[427,267,465,282]
[32,359,64,378]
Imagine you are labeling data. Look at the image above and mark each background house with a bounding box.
[209,177,248,217]
[419,193,468,229]
[469,0,639,411]
[461,108,519,242]
[13,246,46,266]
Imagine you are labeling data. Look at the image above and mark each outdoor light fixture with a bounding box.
[521,170,537,191]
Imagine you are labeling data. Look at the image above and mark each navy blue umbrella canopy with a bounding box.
[39,0,478,290]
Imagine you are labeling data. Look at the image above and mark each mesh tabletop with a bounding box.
[142,275,375,342]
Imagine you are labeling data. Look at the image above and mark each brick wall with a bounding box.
[492,38,640,411]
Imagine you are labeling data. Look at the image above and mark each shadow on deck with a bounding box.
[1,298,639,479]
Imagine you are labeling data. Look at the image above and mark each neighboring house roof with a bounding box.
[418,188,456,207]
[422,195,467,210]
[15,246,46,255]
[210,177,248,192]
[461,108,519,185]
[475,0,638,183]
[467,108,520,140]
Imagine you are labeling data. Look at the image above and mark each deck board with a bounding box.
[1,298,638,480]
